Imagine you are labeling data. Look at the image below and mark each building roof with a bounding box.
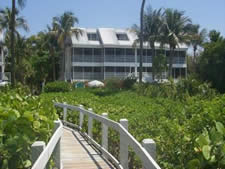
[71,27,188,50]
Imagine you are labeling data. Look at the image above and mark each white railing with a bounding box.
[31,120,63,169]
[54,102,161,169]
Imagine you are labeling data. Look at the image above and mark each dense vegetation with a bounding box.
[0,1,225,169]
[39,80,225,169]
[0,87,57,169]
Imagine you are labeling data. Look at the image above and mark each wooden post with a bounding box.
[79,105,84,129]
[88,108,93,138]
[120,119,129,169]
[142,139,156,160]
[31,141,46,165]
[102,113,108,150]
[63,102,67,121]
[53,121,62,169]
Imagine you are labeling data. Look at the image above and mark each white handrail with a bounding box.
[54,102,161,169]
[31,120,63,169]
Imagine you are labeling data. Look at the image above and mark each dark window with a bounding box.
[137,49,147,56]
[74,48,83,56]
[126,49,135,56]
[94,67,101,72]
[87,33,99,41]
[84,48,92,56]
[106,67,114,72]
[147,49,152,56]
[116,67,125,72]
[74,67,82,72]
[166,51,170,57]
[116,33,129,41]
[105,48,115,56]
[116,48,125,56]
[84,67,92,72]
[94,48,102,56]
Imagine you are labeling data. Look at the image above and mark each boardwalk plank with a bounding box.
[61,128,116,169]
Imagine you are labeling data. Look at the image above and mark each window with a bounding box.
[105,48,115,56]
[93,48,102,56]
[106,67,114,72]
[116,33,129,41]
[84,48,92,56]
[87,33,99,41]
[74,48,83,56]
[126,49,135,56]
[115,48,125,56]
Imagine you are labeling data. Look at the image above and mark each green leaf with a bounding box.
[24,160,32,168]
[23,111,33,121]
[16,94,23,102]
[187,159,201,169]
[202,145,211,160]
[216,122,225,135]
[33,121,41,129]
[196,134,210,147]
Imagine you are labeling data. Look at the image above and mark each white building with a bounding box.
[64,28,187,81]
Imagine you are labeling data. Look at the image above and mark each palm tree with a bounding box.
[0,7,29,78]
[52,11,82,81]
[132,7,163,81]
[186,24,207,59]
[45,25,59,81]
[143,7,163,80]
[162,8,192,78]
[0,8,29,38]
[10,0,26,86]
[139,0,146,83]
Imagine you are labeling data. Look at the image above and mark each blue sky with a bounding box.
[0,0,225,37]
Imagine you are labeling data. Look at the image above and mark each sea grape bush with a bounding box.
[188,122,225,169]
[44,81,72,93]
[0,88,57,169]
[41,87,225,169]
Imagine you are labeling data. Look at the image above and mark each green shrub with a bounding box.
[44,81,72,93]
[188,122,225,169]
[122,77,137,89]
[0,88,57,169]
[104,78,123,90]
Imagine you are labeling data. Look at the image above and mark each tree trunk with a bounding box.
[51,48,56,81]
[151,44,155,80]
[169,47,174,78]
[139,0,146,83]
[193,46,197,62]
[10,0,16,86]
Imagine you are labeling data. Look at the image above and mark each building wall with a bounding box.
[70,47,187,81]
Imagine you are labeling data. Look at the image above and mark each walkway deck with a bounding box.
[61,127,116,169]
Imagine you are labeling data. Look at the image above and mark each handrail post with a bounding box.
[120,119,129,169]
[142,139,156,160]
[88,108,93,138]
[53,120,62,169]
[102,113,108,150]
[79,105,84,129]
[63,102,67,121]
[31,141,46,166]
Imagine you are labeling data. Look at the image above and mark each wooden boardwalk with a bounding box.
[61,127,116,169]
